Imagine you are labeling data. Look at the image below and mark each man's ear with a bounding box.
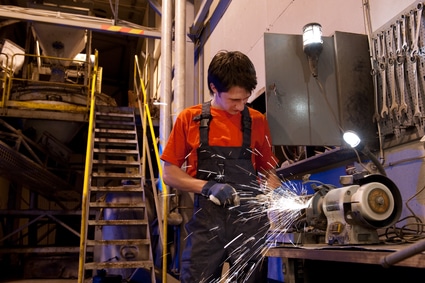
[210,83,217,93]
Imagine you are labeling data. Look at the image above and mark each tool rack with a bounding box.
[372,1,425,148]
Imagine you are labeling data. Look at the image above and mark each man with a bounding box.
[161,50,280,282]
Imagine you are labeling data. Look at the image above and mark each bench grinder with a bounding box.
[305,174,402,245]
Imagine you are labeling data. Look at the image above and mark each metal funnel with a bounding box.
[31,22,86,66]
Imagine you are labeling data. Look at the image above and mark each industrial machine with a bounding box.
[290,174,402,245]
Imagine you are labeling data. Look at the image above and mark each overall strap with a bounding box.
[193,101,212,146]
[241,106,252,148]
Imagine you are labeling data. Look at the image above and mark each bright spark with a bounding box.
[207,177,312,283]
[224,233,243,249]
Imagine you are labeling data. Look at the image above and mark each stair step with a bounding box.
[85,260,153,270]
[92,172,142,179]
[95,129,136,139]
[91,185,144,192]
[93,159,140,166]
[96,111,134,117]
[89,202,146,208]
[86,239,151,246]
[96,120,135,126]
[93,148,139,155]
[94,138,138,144]
[95,127,136,133]
[88,219,148,226]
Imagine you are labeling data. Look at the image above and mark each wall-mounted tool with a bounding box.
[378,31,389,118]
[409,3,423,118]
[396,16,408,116]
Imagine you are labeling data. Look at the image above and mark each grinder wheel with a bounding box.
[355,182,395,221]
[367,187,391,214]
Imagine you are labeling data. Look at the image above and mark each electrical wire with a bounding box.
[381,184,425,244]
[314,77,345,135]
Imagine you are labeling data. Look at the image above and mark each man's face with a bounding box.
[213,86,251,115]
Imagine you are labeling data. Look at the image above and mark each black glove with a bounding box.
[201,181,240,206]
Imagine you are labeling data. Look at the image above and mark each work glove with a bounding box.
[272,186,286,196]
[201,181,240,206]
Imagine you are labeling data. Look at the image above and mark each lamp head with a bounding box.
[302,23,323,77]
[343,130,386,176]
[342,131,362,149]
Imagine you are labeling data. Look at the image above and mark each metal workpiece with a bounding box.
[371,1,425,148]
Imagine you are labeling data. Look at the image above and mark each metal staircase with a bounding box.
[81,105,156,282]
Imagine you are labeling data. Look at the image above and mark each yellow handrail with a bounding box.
[134,54,168,283]
[77,49,98,283]
[0,53,12,108]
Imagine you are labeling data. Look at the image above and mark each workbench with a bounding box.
[266,243,425,283]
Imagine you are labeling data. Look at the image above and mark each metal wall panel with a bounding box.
[264,32,375,148]
[334,31,377,150]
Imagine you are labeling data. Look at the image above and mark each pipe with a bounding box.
[174,0,186,121]
[159,0,172,282]
[381,238,425,268]
[159,0,172,144]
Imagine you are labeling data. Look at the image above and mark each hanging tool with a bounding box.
[362,0,380,122]
[410,4,423,118]
[378,32,389,118]
[372,59,380,122]
[388,25,399,116]
[363,0,380,122]
[396,16,408,116]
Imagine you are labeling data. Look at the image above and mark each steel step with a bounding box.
[95,111,134,118]
[90,185,144,192]
[85,260,153,270]
[92,172,143,179]
[93,159,140,166]
[93,148,139,157]
[86,239,151,246]
[88,219,148,226]
[89,202,146,208]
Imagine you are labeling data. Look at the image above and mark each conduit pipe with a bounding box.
[174,0,186,121]
[381,239,425,267]
[159,0,172,282]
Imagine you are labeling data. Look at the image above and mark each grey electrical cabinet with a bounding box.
[264,31,376,148]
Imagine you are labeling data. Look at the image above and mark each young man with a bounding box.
[161,50,280,282]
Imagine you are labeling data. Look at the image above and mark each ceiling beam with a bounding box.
[0,5,161,39]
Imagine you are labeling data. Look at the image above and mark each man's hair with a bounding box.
[207,50,257,94]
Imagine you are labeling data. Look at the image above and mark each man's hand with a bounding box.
[201,181,240,206]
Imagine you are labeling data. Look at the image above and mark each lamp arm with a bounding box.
[362,147,387,176]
